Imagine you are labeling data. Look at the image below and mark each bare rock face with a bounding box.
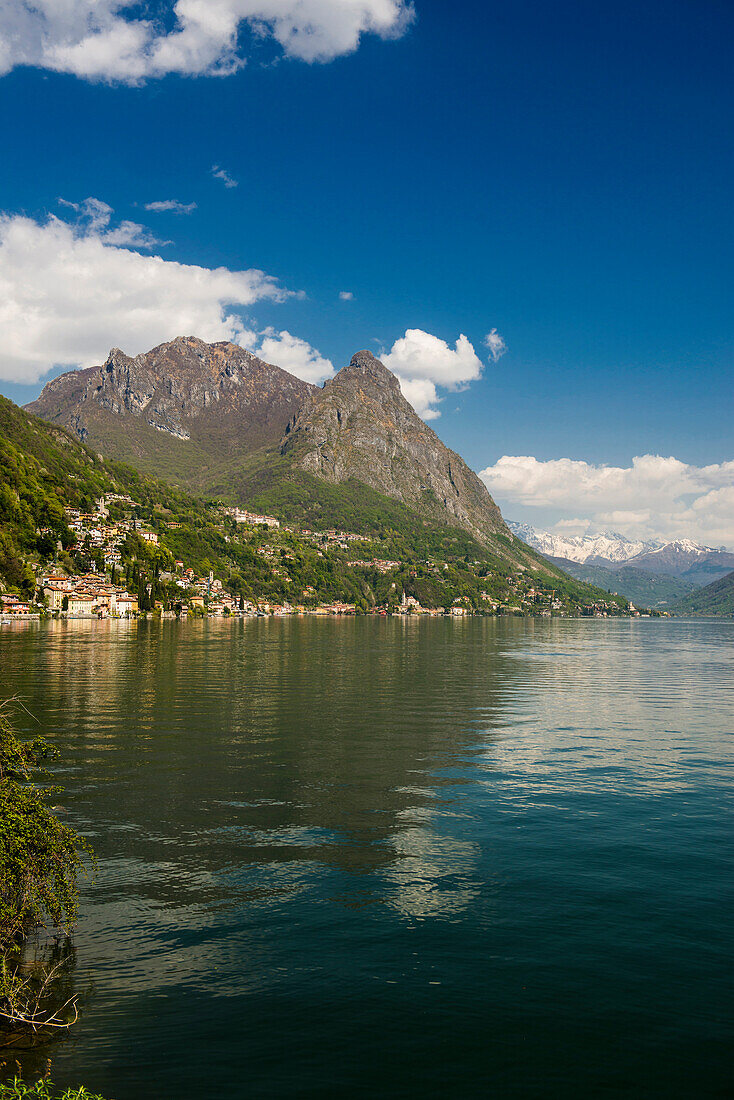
[281,350,507,543]
[27,336,315,455]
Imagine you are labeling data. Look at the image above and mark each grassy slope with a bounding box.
[61,405,229,490]
[671,571,734,617]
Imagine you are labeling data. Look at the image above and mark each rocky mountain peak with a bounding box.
[27,335,315,464]
[281,349,508,547]
[337,348,401,393]
[26,337,531,561]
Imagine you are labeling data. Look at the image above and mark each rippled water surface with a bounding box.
[1,617,732,1098]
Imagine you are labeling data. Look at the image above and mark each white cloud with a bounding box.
[380,327,503,420]
[382,329,483,388]
[255,328,334,385]
[339,290,354,301]
[553,517,594,533]
[479,454,734,548]
[144,200,197,214]
[59,196,163,248]
[0,208,292,384]
[396,377,441,420]
[58,196,112,232]
[0,0,414,84]
[484,328,507,362]
[211,165,238,189]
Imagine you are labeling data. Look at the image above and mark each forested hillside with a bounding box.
[0,396,114,594]
[671,571,734,617]
[544,555,697,609]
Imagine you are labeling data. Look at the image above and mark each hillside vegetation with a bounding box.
[546,556,698,608]
[0,397,113,595]
[0,395,628,614]
[671,571,734,617]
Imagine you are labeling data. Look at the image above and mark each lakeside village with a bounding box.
[0,496,653,621]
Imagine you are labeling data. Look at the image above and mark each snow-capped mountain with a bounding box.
[507,523,663,564]
[508,523,734,586]
[624,541,734,583]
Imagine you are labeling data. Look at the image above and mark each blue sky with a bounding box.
[1,0,732,544]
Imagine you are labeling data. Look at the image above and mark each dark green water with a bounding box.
[1,617,732,1098]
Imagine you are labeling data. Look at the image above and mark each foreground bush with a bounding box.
[0,703,85,950]
[0,703,90,1036]
[0,1075,108,1099]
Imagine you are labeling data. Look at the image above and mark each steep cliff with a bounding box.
[280,350,510,547]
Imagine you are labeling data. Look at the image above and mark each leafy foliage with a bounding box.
[0,706,87,951]
[0,398,109,594]
[0,1077,108,1100]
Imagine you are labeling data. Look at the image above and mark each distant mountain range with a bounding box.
[508,523,734,607]
[507,524,663,565]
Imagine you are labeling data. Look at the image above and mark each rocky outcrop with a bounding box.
[281,350,507,544]
[27,336,315,456]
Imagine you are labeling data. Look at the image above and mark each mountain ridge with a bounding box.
[543,555,697,609]
[670,570,734,617]
[509,521,734,587]
[29,339,537,567]
[1,392,628,615]
[26,335,315,486]
[508,523,665,564]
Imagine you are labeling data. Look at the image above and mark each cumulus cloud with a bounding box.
[255,328,334,385]
[0,0,414,84]
[479,454,734,548]
[211,165,238,189]
[339,290,354,301]
[144,199,197,214]
[394,377,439,419]
[380,328,502,419]
[0,208,292,384]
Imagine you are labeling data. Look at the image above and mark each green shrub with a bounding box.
[0,704,91,1043]
[0,706,87,951]
[0,1076,109,1099]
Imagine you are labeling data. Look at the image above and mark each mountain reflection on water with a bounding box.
[1,617,732,1099]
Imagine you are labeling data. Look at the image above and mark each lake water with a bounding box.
[1,617,732,1098]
